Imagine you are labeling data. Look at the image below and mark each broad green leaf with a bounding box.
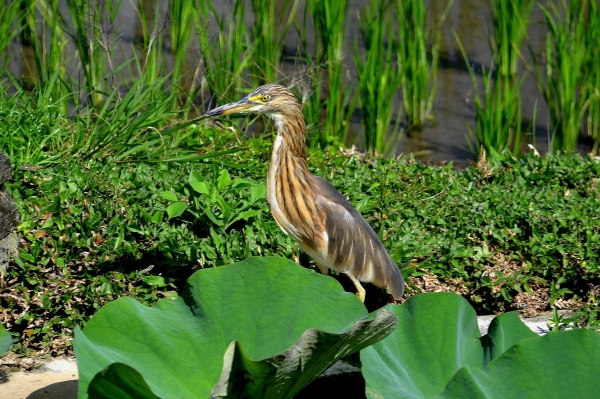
[158,191,178,202]
[204,206,224,226]
[140,275,166,287]
[166,201,187,220]
[150,211,164,224]
[139,208,152,223]
[216,196,233,224]
[361,293,482,399]
[249,184,267,203]
[75,257,370,399]
[189,170,204,183]
[227,209,261,228]
[88,363,161,399]
[480,311,537,365]
[436,329,600,398]
[217,169,232,190]
[190,180,211,195]
[211,310,397,399]
[189,170,211,195]
[232,178,255,188]
[0,324,11,356]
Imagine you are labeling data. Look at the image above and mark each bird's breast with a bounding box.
[266,135,324,248]
[267,135,301,239]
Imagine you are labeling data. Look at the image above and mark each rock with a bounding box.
[0,152,20,272]
[0,152,10,185]
[0,188,20,242]
[0,233,18,273]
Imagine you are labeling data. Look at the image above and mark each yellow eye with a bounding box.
[261,95,270,102]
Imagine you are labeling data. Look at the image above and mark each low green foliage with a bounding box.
[362,293,600,398]
[2,132,599,357]
[75,257,397,399]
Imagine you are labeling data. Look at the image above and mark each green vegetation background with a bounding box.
[2,121,599,356]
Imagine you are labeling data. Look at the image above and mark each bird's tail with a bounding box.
[386,265,405,300]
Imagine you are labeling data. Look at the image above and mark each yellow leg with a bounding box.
[317,264,329,275]
[345,273,366,303]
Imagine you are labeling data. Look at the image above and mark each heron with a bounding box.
[205,84,404,302]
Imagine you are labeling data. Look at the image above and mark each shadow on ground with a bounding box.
[26,380,77,399]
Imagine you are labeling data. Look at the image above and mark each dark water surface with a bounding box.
[7,0,593,162]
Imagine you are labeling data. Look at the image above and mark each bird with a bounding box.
[204,84,404,302]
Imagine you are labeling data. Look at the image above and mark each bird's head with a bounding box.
[204,84,301,124]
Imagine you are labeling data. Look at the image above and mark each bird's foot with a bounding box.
[345,272,366,303]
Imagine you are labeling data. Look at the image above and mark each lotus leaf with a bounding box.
[362,292,600,398]
[76,257,397,398]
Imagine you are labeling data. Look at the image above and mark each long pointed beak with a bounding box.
[204,96,251,117]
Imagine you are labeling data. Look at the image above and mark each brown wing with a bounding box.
[312,177,404,299]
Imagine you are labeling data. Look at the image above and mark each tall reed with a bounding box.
[306,0,355,147]
[64,0,122,107]
[455,32,526,158]
[395,0,451,130]
[481,0,534,157]
[197,0,253,104]
[249,0,299,87]
[0,1,21,75]
[168,0,201,113]
[582,0,600,155]
[531,1,590,153]
[490,0,534,81]
[354,0,403,155]
[135,1,166,87]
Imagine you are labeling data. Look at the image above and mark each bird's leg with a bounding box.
[316,264,329,276]
[345,273,366,303]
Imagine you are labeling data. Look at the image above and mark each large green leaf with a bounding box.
[437,329,600,398]
[75,257,389,399]
[361,293,482,399]
[211,309,397,398]
[0,323,11,356]
[362,293,600,398]
[87,363,161,399]
[480,311,537,365]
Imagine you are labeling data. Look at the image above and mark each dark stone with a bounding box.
[0,153,19,271]
[0,233,18,273]
[0,188,20,241]
[0,152,10,186]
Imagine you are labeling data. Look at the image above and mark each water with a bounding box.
[5,0,593,162]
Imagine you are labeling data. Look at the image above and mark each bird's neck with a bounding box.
[267,109,312,202]
[270,109,307,160]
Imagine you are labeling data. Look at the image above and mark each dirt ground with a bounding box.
[0,358,77,399]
